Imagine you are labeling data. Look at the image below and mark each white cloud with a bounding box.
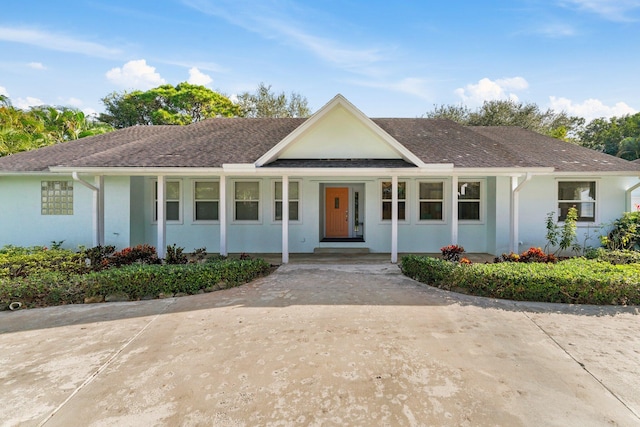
[350,77,432,100]
[0,86,8,97]
[187,67,213,86]
[27,62,46,70]
[0,26,122,59]
[548,96,638,121]
[14,97,45,110]
[454,77,529,106]
[106,59,166,90]
[561,0,640,21]
[66,97,84,107]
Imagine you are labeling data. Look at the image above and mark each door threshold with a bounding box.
[320,237,365,242]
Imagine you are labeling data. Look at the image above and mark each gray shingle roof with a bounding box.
[0,117,638,173]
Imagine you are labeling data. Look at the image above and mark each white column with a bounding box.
[510,175,519,253]
[451,176,459,245]
[282,176,289,264]
[157,175,166,259]
[93,176,105,246]
[391,175,398,263]
[219,175,227,256]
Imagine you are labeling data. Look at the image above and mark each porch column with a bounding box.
[282,175,289,264]
[157,175,166,259]
[451,176,459,245]
[93,176,104,246]
[219,175,227,256]
[510,176,518,253]
[391,175,398,263]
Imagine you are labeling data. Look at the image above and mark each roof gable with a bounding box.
[256,94,424,167]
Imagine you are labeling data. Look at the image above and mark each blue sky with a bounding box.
[1,0,639,121]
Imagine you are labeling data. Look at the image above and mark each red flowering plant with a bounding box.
[494,247,556,264]
[440,244,465,262]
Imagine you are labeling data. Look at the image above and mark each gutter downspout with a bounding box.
[72,172,104,247]
[625,180,640,212]
[510,173,533,253]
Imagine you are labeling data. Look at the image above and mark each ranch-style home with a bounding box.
[1,94,639,263]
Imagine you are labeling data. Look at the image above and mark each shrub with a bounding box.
[108,244,160,267]
[601,212,640,250]
[495,247,556,264]
[1,272,86,309]
[0,249,88,279]
[401,255,640,305]
[585,248,640,265]
[165,244,188,265]
[440,245,465,262]
[81,245,116,271]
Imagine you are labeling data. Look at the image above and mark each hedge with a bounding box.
[0,258,271,310]
[401,255,640,305]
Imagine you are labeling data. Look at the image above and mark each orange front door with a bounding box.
[325,187,349,238]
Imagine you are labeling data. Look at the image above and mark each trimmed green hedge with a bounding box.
[0,250,88,279]
[401,255,640,305]
[1,258,271,309]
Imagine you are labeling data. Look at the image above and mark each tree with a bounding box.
[578,113,640,157]
[425,100,584,141]
[236,83,311,118]
[0,98,112,156]
[99,83,242,128]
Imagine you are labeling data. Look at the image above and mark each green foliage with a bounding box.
[578,112,640,157]
[600,211,640,250]
[495,247,556,263]
[0,249,88,279]
[424,99,584,141]
[236,83,311,118]
[544,207,580,254]
[0,99,113,156]
[585,248,640,265]
[401,255,640,305]
[165,244,188,265]
[99,83,242,128]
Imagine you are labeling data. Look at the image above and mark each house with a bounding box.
[1,94,639,263]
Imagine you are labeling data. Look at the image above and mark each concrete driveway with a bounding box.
[1,263,639,426]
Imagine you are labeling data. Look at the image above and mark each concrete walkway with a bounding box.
[1,263,639,426]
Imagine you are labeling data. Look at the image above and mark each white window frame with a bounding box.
[381,180,408,222]
[557,180,597,223]
[457,179,483,223]
[41,180,74,215]
[417,180,446,223]
[233,180,261,223]
[193,180,220,223]
[153,179,182,224]
[274,180,301,223]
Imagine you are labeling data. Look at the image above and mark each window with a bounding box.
[274,181,299,221]
[154,180,181,221]
[194,181,219,221]
[235,181,260,221]
[419,182,444,220]
[382,181,406,220]
[41,181,73,215]
[458,181,480,220]
[558,181,596,221]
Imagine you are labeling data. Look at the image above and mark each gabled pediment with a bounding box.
[255,94,424,167]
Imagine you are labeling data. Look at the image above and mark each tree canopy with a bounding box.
[236,83,311,118]
[577,113,640,158]
[424,100,585,141]
[99,83,242,128]
[0,98,112,157]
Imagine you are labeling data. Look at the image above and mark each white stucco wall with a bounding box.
[0,175,130,250]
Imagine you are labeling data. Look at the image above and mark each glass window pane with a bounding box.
[558,182,595,201]
[290,182,299,199]
[166,182,180,200]
[458,181,480,200]
[458,202,480,220]
[382,201,392,220]
[166,201,180,221]
[236,182,259,200]
[382,182,391,200]
[420,202,443,220]
[559,202,595,222]
[275,201,283,220]
[289,201,299,221]
[195,182,218,200]
[236,201,259,220]
[275,182,282,200]
[420,182,443,199]
[196,201,218,220]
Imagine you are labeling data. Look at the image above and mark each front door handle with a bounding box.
[345,210,348,221]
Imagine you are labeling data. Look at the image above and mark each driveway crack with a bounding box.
[521,310,640,421]
[37,299,177,426]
